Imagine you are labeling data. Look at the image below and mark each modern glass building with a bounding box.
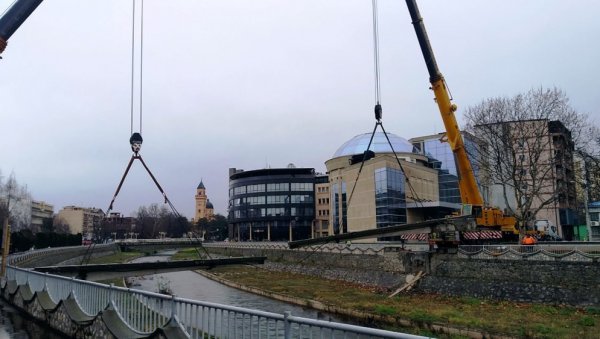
[326,131,440,238]
[410,132,483,207]
[228,167,317,241]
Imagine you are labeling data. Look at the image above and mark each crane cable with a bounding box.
[105,0,183,222]
[130,0,144,135]
[345,0,423,216]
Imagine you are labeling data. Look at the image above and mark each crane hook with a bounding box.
[129,132,143,154]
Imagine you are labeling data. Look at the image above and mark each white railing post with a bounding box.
[109,283,114,309]
[283,311,291,339]
[170,294,177,321]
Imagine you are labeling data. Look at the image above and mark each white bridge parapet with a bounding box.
[1,265,425,339]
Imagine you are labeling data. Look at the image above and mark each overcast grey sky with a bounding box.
[1,0,599,219]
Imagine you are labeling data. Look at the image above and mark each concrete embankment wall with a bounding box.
[205,246,599,306]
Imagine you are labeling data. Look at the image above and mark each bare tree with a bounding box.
[135,203,181,238]
[463,87,595,231]
[52,216,72,234]
[0,171,32,232]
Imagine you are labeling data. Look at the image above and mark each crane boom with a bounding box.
[405,0,483,206]
[0,0,44,56]
[406,0,516,233]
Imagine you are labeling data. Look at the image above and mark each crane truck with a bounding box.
[405,0,520,242]
[291,0,523,249]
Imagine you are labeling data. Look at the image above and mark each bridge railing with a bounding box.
[202,241,387,255]
[459,244,600,261]
[4,266,425,338]
[7,244,116,266]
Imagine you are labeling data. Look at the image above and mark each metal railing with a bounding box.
[202,241,387,255]
[4,266,427,338]
[7,244,116,266]
[459,244,600,261]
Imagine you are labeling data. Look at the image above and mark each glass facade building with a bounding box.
[228,167,317,241]
[374,167,407,228]
[412,134,482,205]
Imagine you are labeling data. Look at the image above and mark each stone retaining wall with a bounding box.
[205,246,430,289]
[421,256,600,306]
[204,246,599,306]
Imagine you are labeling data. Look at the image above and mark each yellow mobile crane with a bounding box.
[290,0,519,249]
[405,0,517,236]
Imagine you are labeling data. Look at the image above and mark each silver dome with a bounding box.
[333,132,415,158]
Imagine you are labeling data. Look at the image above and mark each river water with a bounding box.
[128,252,345,322]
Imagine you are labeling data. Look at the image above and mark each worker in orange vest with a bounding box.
[522,234,537,245]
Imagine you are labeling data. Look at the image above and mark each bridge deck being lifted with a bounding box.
[34,256,266,281]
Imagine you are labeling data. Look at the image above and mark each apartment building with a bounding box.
[56,206,104,236]
[30,200,53,231]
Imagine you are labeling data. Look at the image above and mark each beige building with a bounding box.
[325,132,457,239]
[55,206,104,236]
[476,119,577,239]
[30,200,54,231]
[194,180,214,222]
[313,175,330,237]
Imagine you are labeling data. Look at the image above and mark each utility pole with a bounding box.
[1,217,10,276]
[1,192,11,277]
[583,160,592,241]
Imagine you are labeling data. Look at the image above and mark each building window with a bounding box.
[341,182,347,234]
[247,184,265,193]
[374,167,407,230]
[234,186,246,195]
[246,196,265,205]
[291,195,313,203]
[267,183,289,192]
[267,195,288,204]
[290,183,313,191]
[266,207,286,216]
[332,183,339,234]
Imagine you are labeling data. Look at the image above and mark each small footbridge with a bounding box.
[1,244,425,339]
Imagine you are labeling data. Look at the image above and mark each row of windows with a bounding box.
[232,195,314,206]
[232,207,314,218]
[267,195,287,204]
[230,183,314,196]
[317,198,330,205]
[247,184,265,193]
[317,186,329,193]
[291,183,313,191]
[318,209,330,216]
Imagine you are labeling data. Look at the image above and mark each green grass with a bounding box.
[579,317,596,327]
[96,278,127,287]
[408,309,440,323]
[172,248,202,260]
[198,265,600,338]
[374,304,397,316]
[86,251,145,264]
[586,307,600,315]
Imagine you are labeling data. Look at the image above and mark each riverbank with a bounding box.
[193,264,600,339]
